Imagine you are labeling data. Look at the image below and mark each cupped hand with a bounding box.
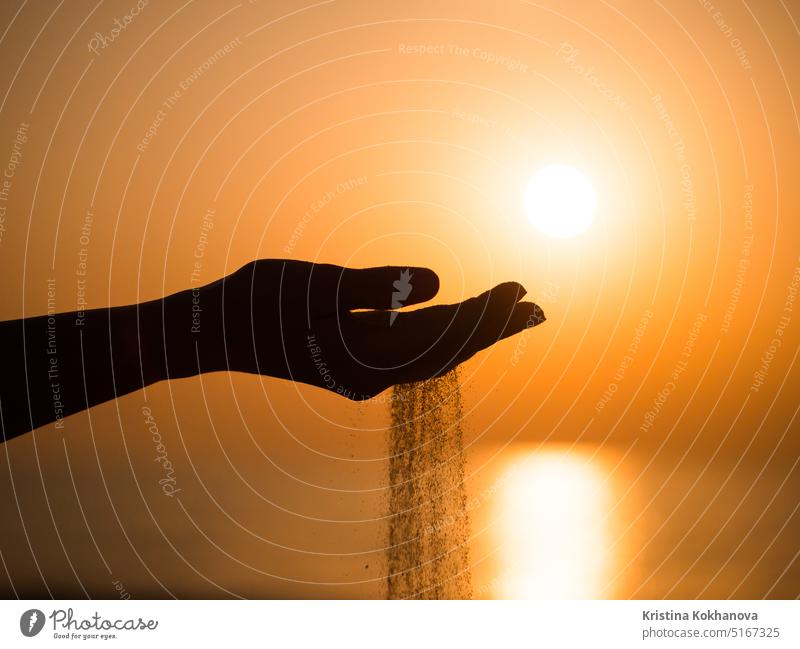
[194,259,545,400]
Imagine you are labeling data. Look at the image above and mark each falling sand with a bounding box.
[386,369,472,599]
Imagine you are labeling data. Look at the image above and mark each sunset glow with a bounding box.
[498,451,612,598]
[524,165,597,239]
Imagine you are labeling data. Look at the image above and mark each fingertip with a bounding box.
[489,301,546,343]
[526,303,546,326]
[483,282,527,309]
[410,267,440,302]
[511,301,546,331]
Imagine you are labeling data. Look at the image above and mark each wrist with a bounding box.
[138,286,224,383]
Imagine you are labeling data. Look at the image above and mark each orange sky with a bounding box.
[1,0,798,598]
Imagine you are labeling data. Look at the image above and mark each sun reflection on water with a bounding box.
[496,449,615,599]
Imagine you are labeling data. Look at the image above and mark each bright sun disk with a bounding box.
[525,164,596,239]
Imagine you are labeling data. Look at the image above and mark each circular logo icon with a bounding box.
[20,609,45,637]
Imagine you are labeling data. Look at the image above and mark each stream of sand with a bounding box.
[386,370,472,599]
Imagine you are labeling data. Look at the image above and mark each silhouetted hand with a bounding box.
[188,260,546,400]
[0,259,546,440]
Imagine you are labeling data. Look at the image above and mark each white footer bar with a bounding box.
[1,600,797,648]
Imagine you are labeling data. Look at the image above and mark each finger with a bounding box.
[360,281,526,340]
[284,264,439,315]
[380,282,529,370]
[454,282,531,355]
[339,265,439,311]
[412,285,543,373]
[411,299,544,384]
[261,260,439,315]
[497,301,546,341]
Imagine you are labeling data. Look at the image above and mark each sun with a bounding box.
[524,165,597,239]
